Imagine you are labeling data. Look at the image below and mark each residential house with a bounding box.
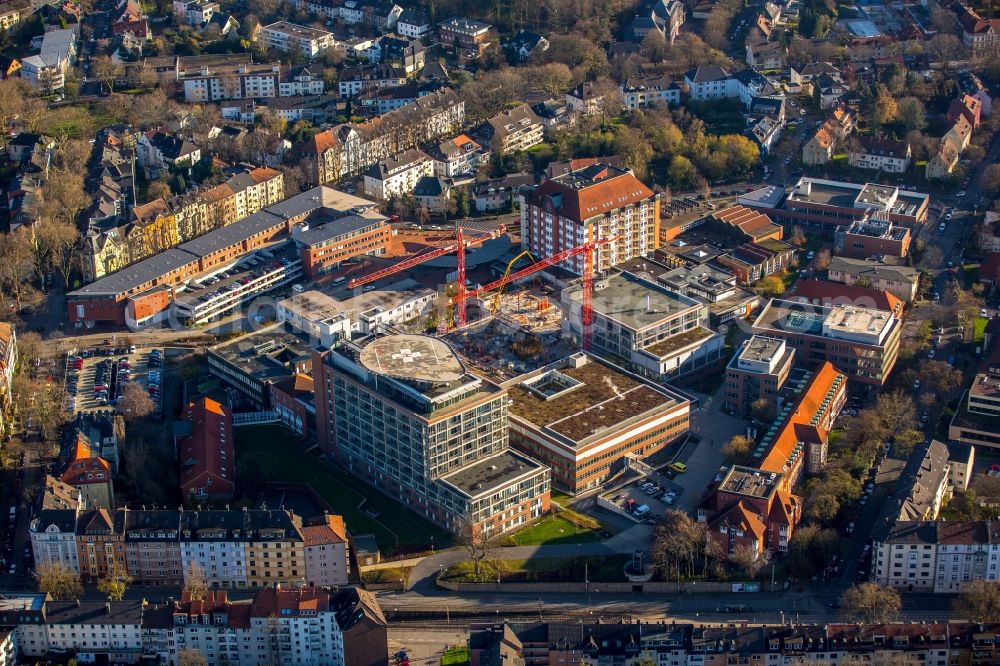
[684,65,734,101]
[746,41,786,70]
[945,114,974,152]
[438,17,495,60]
[948,94,982,128]
[362,148,434,200]
[628,0,686,43]
[473,104,544,154]
[396,7,430,38]
[814,73,847,109]
[508,31,548,61]
[926,140,961,180]
[425,134,488,178]
[136,131,201,178]
[959,71,992,117]
[259,21,338,60]
[472,173,535,213]
[954,3,1000,57]
[750,114,783,156]
[620,74,681,110]
[60,439,114,510]
[802,124,835,165]
[337,62,405,98]
[412,175,451,212]
[565,81,613,115]
[827,255,920,302]
[20,28,76,93]
[848,136,912,173]
[29,476,83,574]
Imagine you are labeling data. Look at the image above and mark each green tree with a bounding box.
[97,563,133,601]
[721,435,752,463]
[754,275,786,298]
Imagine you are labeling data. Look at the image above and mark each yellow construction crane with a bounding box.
[490,251,535,315]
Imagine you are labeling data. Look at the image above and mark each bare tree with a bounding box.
[954,580,1000,623]
[178,649,209,666]
[458,518,498,577]
[93,56,125,95]
[729,543,768,579]
[117,383,155,421]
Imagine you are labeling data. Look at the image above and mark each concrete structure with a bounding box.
[523,164,660,275]
[178,397,235,503]
[827,256,920,302]
[313,335,550,535]
[949,360,1000,450]
[562,272,724,382]
[723,336,795,416]
[751,299,901,386]
[762,177,930,234]
[425,134,489,178]
[504,353,691,493]
[277,280,435,345]
[833,212,911,260]
[292,212,390,278]
[20,29,76,93]
[208,324,313,408]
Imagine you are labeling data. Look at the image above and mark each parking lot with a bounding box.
[64,347,163,416]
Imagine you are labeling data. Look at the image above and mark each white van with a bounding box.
[332,277,347,286]
[634,505,650,518]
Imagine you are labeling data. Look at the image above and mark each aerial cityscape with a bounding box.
[0,0,1000,662]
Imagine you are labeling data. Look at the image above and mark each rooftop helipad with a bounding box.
[358,334,465,384]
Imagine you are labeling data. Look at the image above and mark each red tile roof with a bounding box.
[529,167,654,222]
[179,397,235,500]
[758,362,845,474]
[301,514,347,546]
[250,586,331,617]
[61,456,111,486]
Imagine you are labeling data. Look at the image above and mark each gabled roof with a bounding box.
[684,65,730,83]
[178,397,234,498]
[527,164,653,222]
[301,513,348,546]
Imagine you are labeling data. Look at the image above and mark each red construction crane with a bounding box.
[452,238,615,349]
[346,225,505,290]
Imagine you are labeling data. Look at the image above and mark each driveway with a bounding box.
[669,389,749,512]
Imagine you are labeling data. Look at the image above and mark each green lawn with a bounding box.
[974,317,987,344]
[506,513,604,546]
[441,646,470,666]
[236,425,451,554]
[444,554,630,582]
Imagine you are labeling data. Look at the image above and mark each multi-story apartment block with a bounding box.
[684,65,734,100]
[833,212,911,260]
[20,29,76,93]
[313,334,551,535]
[337,62,405,98]
[955,3,1000,56]
[300,89,465,184]
[362,148,434,200]
[751,299,902,386]
[872,520,1000,593]
[723,335,795,416]
[396,7,430,37]
[259,21,338,59]
[438,17,495,60]
[301,514,350,587]
[425,134,489,178]
[562,272,725,382]
[522,163,660,274]
[76,508,128,584]
[504,353,691,493]
[124,510,184,587]
[83,167,284,282]
[827,256,920,302]
[848,136,912,173]
[5,587,386,666]
[620,75,681,110]
[29,476,83,574]
[473,104,545,155]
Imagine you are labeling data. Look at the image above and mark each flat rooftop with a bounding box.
[209,323,314,381]
[69,248,196,297]
[823,303,894,338]
[970,372,1000,402]
[293,214,385,248]
[262,20,335,40]
[0,594,46,613]
[642,326,716,358]
[280,279,432,321]
[505,354,685,446]
[358,334,465,384]
[842,218,909,240]
[754,300,828,336]
[569,272,698,332]
[440,449,546,499]
[738,335,784,364]
[719,465,781,498]
[787,177,928,217]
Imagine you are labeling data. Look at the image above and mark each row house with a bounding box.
[7,587,386,666]
[955,2,1000,56]
[83,167,284,282]
[873,519,1000,593]
[177,59,325,103]
[299,88,465,184]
